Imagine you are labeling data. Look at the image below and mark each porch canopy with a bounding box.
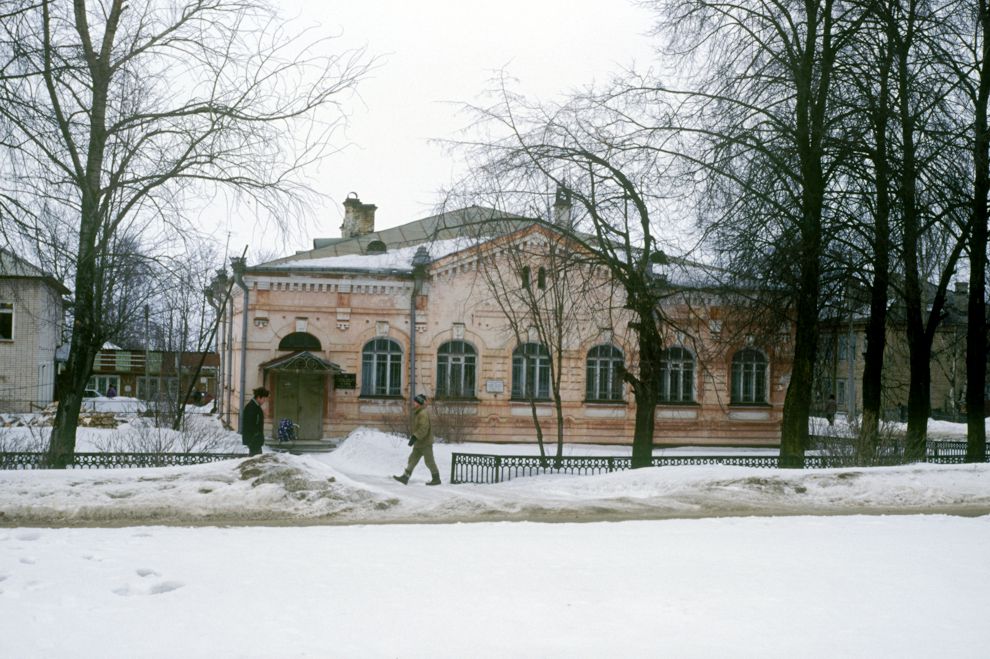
[260,351,341,376]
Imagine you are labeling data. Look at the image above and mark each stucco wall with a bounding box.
[223,247,788,447]
[0,279,61,412]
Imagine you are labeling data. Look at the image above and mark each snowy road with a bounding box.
[2,516,988,658]
[2,430,989,656]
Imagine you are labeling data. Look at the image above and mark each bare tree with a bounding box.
[878,0,969,461]
[474,205,611,462]
[830,0,900,458]
[645,0,854,466]
[0,0,371,466]
[830,0,970,462]
[943,0,990,463]
[455,78,684,468]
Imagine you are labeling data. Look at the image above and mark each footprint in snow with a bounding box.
[113,580,184,596]
[149,581,184,595]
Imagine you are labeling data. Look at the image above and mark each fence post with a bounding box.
[494,455,501,484]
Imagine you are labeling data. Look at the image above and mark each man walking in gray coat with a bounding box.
[393,393,441,485]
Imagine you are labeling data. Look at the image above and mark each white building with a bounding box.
[0,249,68,413]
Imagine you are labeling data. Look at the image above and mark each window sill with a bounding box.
[583,399,627,406]
[728,402,771,408]
[358,394,404,401]
[657,400,699,407]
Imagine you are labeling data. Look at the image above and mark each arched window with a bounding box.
[278,332,322,351]
[731,348,768,404]
[366,240,387,254]
[521,265,531,289]
[586,345,624,401]
[537,267,547,290]
[659,347,695,403]
[361,338,402,396]
[436,340,477,399]
[511,342,550,400]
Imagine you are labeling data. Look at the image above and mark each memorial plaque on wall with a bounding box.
[334,373,357,389]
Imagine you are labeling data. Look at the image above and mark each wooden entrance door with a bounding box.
[275,373,324,440]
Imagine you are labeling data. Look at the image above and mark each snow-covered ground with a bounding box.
[1,420,988,657]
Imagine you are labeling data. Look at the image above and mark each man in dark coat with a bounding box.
[824,394,837,426]
[241,387,269,456]
[393,393,441,485]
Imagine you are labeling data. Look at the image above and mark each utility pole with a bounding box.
[847,283,856,422]
[144,305,150,401]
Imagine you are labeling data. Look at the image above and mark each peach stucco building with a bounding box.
[220,195,790,448]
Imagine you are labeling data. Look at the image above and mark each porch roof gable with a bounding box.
[260,351,341,374]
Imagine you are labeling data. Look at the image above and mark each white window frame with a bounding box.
[0,301,13,340]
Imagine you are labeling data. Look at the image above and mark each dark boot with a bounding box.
[425,474,441,486]
[392,474,409,485]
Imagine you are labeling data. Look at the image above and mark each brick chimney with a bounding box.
[341,192,377,239]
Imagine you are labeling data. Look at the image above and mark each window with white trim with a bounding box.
[659,347,695,403]
[586,345,624,401]
[0,302,12,340]
[511,342,550,400]
[361,338,402,396]
[731,348,768,404]
[436,340,477,398]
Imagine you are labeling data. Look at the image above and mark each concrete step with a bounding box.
[266,440,337,454]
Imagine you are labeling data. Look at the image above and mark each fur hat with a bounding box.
[413,393,427,405]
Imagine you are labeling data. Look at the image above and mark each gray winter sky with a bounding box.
[217,1,656,259]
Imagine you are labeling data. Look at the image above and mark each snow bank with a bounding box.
[1,428,988,526]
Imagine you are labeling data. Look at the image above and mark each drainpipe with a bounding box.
[231,256,249,433]
[208,269,229,422]
[409,246,431,402]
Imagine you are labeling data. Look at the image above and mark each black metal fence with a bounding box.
[0,452,244,470]
[450,440,989,484]
[924,440,989,463]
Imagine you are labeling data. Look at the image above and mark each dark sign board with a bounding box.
[334,373,357,389]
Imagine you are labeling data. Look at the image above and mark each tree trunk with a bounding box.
[47,338,98,467]
[554,389,565,465]
[859,288,887,461]
[630,304,662,468]
[780,298,818,468]
[780,162,824,469]
[966,2,990,464]
[904,334,931,462]
[859,190,891,462]
[631,381,657,469]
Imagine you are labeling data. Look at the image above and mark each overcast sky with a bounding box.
[219,1,657,259]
